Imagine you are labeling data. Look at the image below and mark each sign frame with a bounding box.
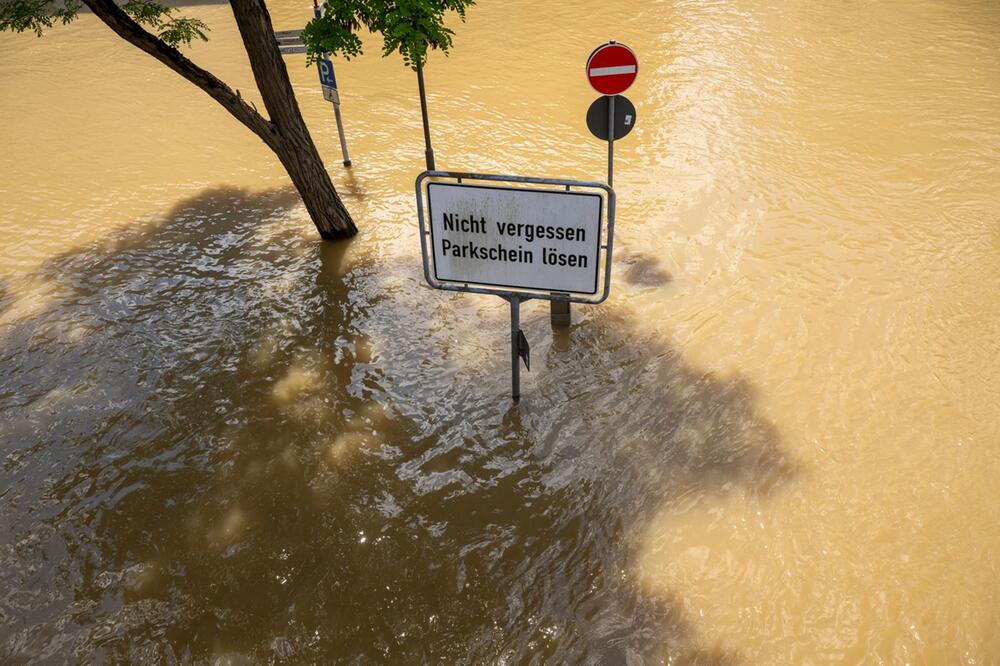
[416,171,616,305]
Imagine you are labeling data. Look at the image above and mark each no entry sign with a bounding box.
[586,42,638,95]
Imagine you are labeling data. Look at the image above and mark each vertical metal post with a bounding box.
[607,94,615,187]
[332,97,351,167]
[510,295,520,401]
[315,2,350,167]
[416,62,436,170]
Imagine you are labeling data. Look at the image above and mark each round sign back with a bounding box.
[586,42,638,95]
[586,95,637,141]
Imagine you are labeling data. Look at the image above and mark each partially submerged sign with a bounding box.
[428,183,602,295]
[416,171,616,400]
[410,41,639,400]
[417,172,615,304]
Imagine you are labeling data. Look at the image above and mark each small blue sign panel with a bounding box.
[318,58,337,89]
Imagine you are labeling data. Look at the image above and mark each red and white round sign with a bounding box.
[586,42,638,95]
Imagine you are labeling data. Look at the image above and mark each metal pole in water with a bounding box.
[416,62,436,170]
[510,295,520,401]
[607,94,615,187]
[332,100,351,167]
[314,2,351,167]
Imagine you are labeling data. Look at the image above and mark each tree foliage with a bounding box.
[2,0,474,66]
[302,0,475,70]
[1,0,208,46]
[1,0,80,35]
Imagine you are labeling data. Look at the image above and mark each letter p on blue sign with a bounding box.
[318,58,337,89]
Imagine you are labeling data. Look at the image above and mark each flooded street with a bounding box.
[2,0,999,662]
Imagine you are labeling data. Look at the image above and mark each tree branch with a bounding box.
[80,0,279,147]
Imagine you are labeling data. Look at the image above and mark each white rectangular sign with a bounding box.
[427,183,603,294]
[322,85,340,104]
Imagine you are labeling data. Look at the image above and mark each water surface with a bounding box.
[1,0,999,662]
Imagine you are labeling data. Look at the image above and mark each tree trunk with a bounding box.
[81,0,357,240]
[269,130,356,240]
[229,0,356,239]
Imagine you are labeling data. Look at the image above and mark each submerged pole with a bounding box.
[333,99,351,167]
[315,1,350,167]
[607,94,615,188]
[510,295,520,400]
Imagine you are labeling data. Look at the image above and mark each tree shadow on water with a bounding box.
[0,186,795,665]
[0,279,11,315]
[618,251,673,289]
[408,305,793,665]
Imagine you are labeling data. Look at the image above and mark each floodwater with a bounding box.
[1,0,999,662]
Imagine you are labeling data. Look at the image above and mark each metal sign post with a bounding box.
[608,94,615,188]
[586,40,638,187]
[332,102,351,166]
[551,41,637,328]
[416,171,615,401]
[317,55,351,166]
[313,2,350,166]
[275,4,352,167]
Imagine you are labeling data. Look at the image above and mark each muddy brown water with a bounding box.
[1,0,999,663]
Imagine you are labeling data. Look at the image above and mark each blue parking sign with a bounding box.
[318,57,337,89]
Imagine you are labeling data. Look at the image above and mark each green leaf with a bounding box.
[301,0,475,70]
[158,15,209,47]
[122,0,171,28]
[121,0,209,47]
